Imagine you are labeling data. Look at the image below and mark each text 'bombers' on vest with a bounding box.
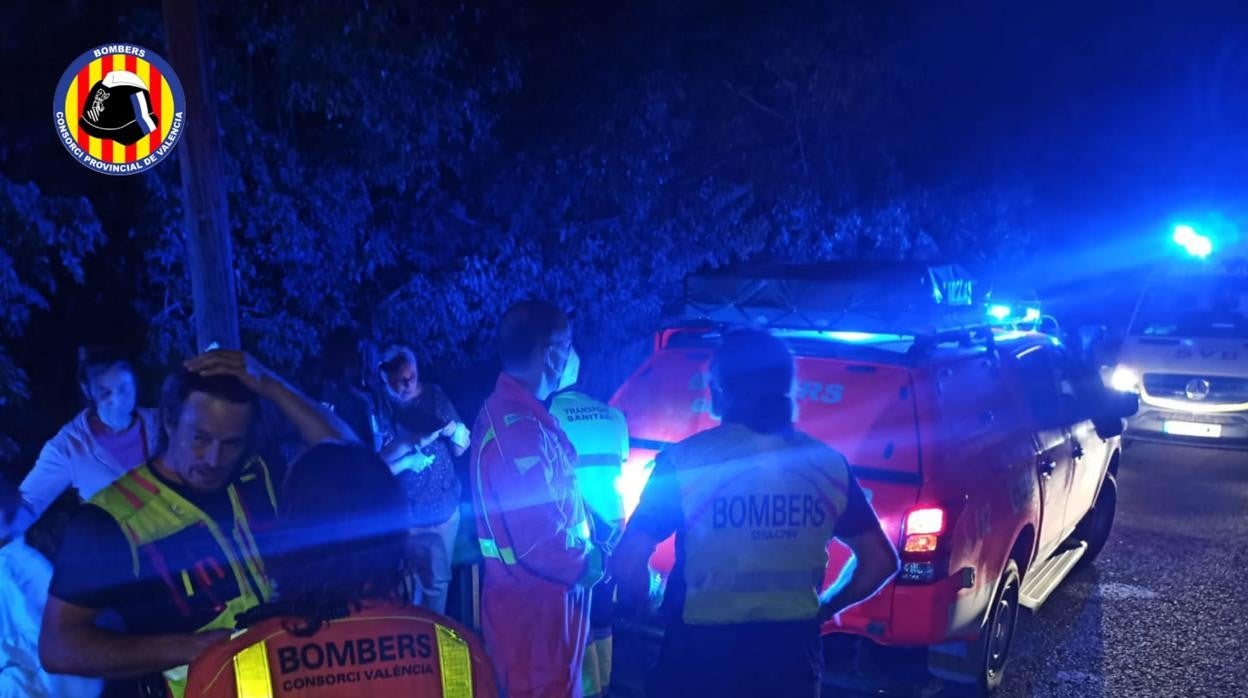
[711,493,828,529]
[276,633,434,674]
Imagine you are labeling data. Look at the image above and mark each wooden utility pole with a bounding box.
[162,0,240,351]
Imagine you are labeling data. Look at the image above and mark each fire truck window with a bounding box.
[1014,347,1064,426]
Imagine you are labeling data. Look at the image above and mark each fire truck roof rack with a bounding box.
[679,261,999,358]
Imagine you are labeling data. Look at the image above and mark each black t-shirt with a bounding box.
[49,461,277,636]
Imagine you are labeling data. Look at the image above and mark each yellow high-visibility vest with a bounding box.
[92,459,278,698]
[668,424,850,625]
[550,390,628,531]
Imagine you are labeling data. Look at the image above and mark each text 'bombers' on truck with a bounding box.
[610,262,1138,696]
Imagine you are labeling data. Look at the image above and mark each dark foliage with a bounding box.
[1,0,1055,464]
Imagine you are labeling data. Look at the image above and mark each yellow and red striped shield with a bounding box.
[53,43,185,175]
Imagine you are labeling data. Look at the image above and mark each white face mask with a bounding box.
[557,347,580,393]
[537,345,580,401]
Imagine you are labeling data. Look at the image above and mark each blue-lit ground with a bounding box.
[992,441,1246,698]
[612,441,1248,697]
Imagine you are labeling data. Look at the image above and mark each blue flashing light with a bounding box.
[994,330,1030,342]
[1173,224,1214,259]
[825,331,889,343]
[987,304,1012,321]
[775,330,908,344]
[1022,307,1042,323]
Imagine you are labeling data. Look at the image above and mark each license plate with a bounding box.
[1163,421,1223,438]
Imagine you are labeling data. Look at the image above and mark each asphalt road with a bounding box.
[994,440,1247,698]
[614,440,1248,697]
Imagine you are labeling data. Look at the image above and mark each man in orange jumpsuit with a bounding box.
[470,300,606,698]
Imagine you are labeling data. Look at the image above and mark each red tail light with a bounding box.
[905,507,945,535]
[899,506,947,583]
[902,507,945,554]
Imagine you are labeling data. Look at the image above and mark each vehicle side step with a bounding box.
[1019,540,1088,610]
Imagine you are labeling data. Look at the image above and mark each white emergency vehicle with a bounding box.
[1110,244,1248,445]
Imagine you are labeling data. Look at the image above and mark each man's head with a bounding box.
[321,327,364,386]
[709,328,795,433]
[158,369,261,493]
[271,441,408,606]
[498,300,578,400]
[78,347,138,431]
[378,345,420,403]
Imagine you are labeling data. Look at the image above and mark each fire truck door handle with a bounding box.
[1038,459,1057,479]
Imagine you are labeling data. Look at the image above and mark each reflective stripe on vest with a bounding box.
[436,624,475,698]
[673,427,851,625]
[91,460,277,698]
[228,625,475,697]
[233,641,273,698]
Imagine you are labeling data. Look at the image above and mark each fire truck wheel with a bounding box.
[1075,474,1118,566]
[942,559,1021,697]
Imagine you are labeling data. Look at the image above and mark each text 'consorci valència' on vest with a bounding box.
[274,632,437,692]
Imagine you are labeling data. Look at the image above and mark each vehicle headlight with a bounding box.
[1110,366,1140,392]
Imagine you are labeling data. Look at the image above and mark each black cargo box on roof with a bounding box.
[683,261,980,334]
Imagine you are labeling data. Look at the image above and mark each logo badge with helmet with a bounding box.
[52,43,186,175]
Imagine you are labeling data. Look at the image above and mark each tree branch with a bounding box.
[722,80,789,123]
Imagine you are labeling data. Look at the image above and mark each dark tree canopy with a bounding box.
[0,0,1091,466]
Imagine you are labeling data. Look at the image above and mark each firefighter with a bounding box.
[470,300,605,698]
[612,329,900,698]
[550,389,629,698]
[40,350,355,698]
[185,441,497,697]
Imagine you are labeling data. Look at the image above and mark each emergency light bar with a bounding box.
[985,303,1041,326]
[682,261,983,337]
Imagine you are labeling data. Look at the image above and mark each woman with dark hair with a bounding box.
[14,347,159,533]
[185,441,496,697]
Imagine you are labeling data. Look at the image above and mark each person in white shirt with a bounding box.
[0,479,101,697]
[14,347,159,534]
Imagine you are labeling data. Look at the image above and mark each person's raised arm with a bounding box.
[184,350,355,446]
[40,597,227,679]
[13,436,73,535]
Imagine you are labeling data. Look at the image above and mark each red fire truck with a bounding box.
[610,263,1137,695]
